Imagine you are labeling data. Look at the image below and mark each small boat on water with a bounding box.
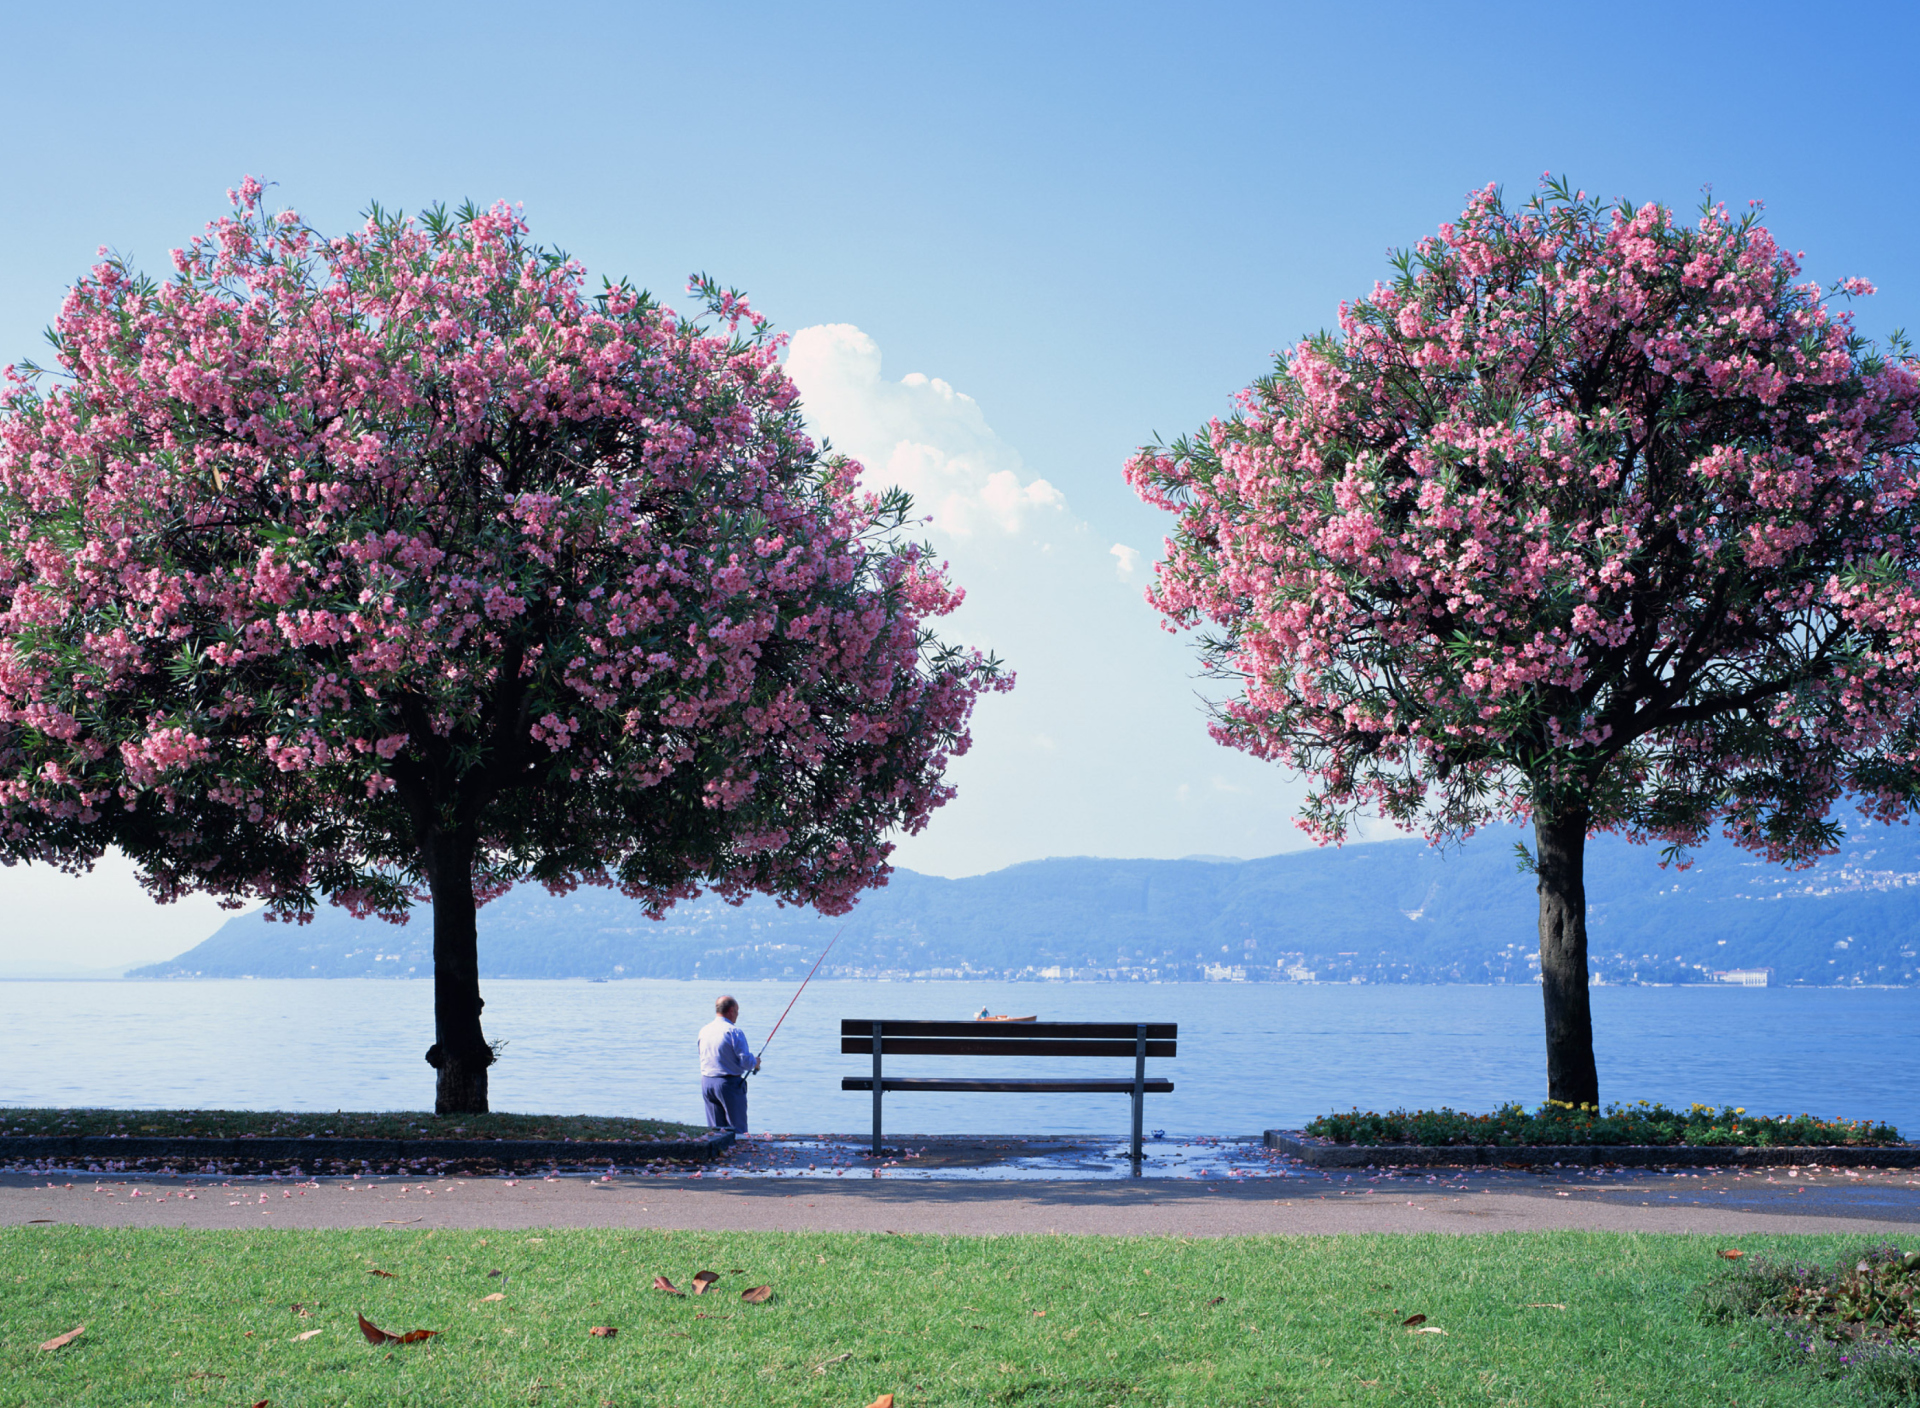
[972,1009,1036,1022]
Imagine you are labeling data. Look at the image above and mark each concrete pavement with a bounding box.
[4,1163,1919,1238]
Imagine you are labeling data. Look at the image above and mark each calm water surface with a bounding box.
[2,979,1914,1137]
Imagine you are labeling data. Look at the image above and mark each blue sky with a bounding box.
[3,0,1918,967]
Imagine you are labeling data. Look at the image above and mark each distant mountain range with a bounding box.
[128,820,1920,986]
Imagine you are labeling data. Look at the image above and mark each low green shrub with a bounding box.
[1704,1244,1920,1403]
[1305,1100,1904,1147]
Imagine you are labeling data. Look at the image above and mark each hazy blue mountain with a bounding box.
[129,821,1920,985]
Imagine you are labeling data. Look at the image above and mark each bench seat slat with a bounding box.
[841,1037,1176,1058]
[842,1077,1175,1094]
[840,1019,1175,1040]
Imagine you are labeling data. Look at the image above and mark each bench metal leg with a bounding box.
[872,1020,883,1159]
[1131,1024,1146,1176]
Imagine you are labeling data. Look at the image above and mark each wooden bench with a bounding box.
[840,1019,1176,1168]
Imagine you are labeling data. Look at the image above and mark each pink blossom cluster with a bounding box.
[1128,179,1920,863]
[0,181,1006,918]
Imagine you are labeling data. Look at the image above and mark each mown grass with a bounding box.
[0,1109,707,1143]
[0,1227,1872,1406]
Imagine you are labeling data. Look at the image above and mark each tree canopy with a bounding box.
[1128,179,1920,1102]
[0,180,1006,1109]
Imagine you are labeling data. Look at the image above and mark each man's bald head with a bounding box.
[715,995,738,1019]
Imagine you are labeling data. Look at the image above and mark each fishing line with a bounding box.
[755,923,846,1067]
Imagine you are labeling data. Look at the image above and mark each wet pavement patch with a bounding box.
[716,1132,1275,1180]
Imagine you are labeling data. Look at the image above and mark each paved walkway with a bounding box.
[4,1165,1918,1237]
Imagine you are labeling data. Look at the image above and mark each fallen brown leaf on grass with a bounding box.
[1719,1249,1745,1260]
[1206,1296,1225,1306]
[588,1326,618,1338]
[366,1268,396,1279]
[292,1329,324,1342]
[691,1270,719,1295]
[356,1312,437,1345]
[1032,1309,1046,1317]
[867,1396,895,1408]
[740,1285,774,1304]
[1401,1314,1427,1327]
[482,1293,506,1303]
[1410,1326,1447,1336]
[37,1326,84,1352]
[1523,1303,1568,1310]
[251,1400,269,1407]
[291,1304,310,1318]
[815,1351,854,1372]
[653,1275,685,1296]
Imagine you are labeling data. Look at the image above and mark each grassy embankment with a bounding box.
[0,1227,1878,1406]
[0,1110,708,1142]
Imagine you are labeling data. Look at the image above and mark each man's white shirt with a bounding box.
[698,1016,756,1077]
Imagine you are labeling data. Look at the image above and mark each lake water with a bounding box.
[2,979,1914,1138]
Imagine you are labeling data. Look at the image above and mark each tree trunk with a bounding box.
[1534,805,1599,1109]
[421,826,492,1114]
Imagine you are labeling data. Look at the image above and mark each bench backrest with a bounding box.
[840,1020,1176,1058]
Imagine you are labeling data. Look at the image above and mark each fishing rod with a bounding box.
[755,924,845,1068]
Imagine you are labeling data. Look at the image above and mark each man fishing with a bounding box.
[697,995,760,1134]
[697,928,842,1134]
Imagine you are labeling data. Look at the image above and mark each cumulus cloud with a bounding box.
[779,322,1313,877]
[786,324,1065,536]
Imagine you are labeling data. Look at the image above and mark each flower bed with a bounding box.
[1304,1101,1903,1148]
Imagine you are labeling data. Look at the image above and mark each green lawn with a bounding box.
[0,1227,1866,1406]
[0,1109,708,1143]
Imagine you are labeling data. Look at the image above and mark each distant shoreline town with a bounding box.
[106,824,1920,990]
[108,954,1910,989]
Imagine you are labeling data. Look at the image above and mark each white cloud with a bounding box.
[782,323,1315,877]
[786,325,1064,536]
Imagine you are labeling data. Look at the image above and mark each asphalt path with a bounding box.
[4,1165,1918,1238]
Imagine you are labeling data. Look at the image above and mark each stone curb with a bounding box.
[0,1130,735,1169]
[1264,1129,1920,1169]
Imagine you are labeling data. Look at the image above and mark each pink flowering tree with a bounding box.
[1128,180,1920,1106]
[0,182,1007,1112]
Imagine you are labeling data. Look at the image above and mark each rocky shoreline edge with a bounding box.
[1264,1128,1920,1169]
